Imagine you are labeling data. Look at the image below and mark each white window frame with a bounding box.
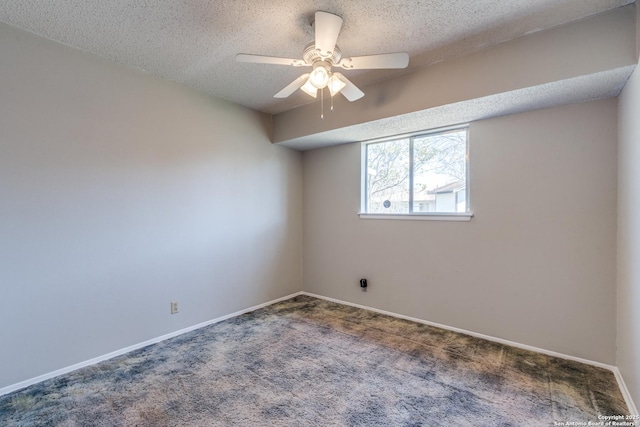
[359,125,473,221]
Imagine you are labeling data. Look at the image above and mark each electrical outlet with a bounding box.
[170,301,179,314]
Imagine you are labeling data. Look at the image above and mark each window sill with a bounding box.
[358,212,473,221]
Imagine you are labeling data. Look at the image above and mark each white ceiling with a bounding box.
[0,0,633,116]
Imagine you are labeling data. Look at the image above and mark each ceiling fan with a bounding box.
[236,11,409,104]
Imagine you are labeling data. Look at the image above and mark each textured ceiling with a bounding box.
[0,0,633,115]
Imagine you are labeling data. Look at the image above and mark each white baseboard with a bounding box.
[302,291,638,414]
[612,367,639,415]
[0,291,303,397]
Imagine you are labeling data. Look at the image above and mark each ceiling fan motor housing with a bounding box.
[303,42,342,65]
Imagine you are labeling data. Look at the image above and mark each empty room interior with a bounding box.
[2,0,640,425]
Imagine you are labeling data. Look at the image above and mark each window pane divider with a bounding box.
[408,136,414,214]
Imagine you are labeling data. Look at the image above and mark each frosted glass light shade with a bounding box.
[301,79,318,97]
[328,74,346,96]
[309,65,330,89]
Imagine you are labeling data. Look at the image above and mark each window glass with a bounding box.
[412,130,467,213]
[363,128,468,215]
[365,138,410,214]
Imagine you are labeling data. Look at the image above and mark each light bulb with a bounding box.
[309,63,330,89]
[328,74,346,96]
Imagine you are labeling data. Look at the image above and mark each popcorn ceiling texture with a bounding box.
[0,295,628,426]
[0,0,632,115]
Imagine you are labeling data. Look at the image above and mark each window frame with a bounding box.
[359,125,473,221]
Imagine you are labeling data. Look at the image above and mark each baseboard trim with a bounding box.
[0,291,304,397]
[612,367,639,415]
[302,292,638,414]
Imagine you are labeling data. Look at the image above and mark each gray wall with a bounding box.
[617,4,640,409]
[0,23,303,389]
[303,99,618,364]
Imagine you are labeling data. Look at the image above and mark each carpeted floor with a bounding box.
[0,295,630,426]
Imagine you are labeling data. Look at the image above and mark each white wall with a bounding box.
[617,4,640,409]
[303,99,618,364]
[0,23,303,389]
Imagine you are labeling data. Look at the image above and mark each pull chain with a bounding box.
[320,87,324,120]
[331,93,334,112]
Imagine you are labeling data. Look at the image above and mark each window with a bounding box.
[361,127,471,220]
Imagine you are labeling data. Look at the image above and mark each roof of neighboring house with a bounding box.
[427,181,466,195]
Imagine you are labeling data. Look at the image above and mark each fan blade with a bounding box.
[315,11,343,57]
[337,52,409,70]
[274,74,310,98]
[236,54,307,67]
[333,73,364,101]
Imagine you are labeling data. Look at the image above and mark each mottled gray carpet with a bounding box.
[0,295,629,426]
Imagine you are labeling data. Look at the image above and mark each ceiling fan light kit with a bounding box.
[328,75,346,96]
[309,62,331,89]
[300,79,318,98]
[236,11,409,117]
